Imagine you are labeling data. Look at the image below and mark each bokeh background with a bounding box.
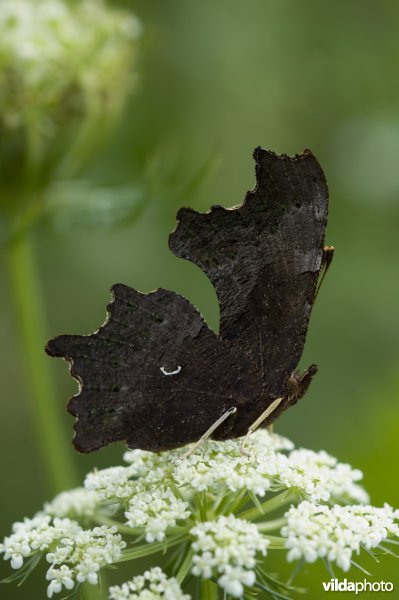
[1,0,399,597]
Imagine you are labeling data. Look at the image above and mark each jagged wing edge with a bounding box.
[169,147,326,246]
[45,283,224,452]
[45,284,173,451]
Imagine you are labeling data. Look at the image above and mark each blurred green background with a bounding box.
[1,0,399,597]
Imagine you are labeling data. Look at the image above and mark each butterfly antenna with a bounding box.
[181,406,237,458]
[240,396,283,454]
[314,245,335,301]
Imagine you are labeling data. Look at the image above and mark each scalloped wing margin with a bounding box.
[46,283,262,451]
[169,147,329,394]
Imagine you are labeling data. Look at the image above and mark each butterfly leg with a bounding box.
[240,396,283,454]
[314,245,335,301]
[240,364,318,454]
[182,406,237,458]
[285,364,318,406]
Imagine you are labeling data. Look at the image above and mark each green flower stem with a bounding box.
[94,514,187,537]
[83,582,106,600]
[93,514,143,535]
[238,489,295,522]
[201,579,219,599]
[385,538,399,545]
[196,490,210,521]
[5,234,77,493]
[217,487,247,515]
[264,535,287,549]
[117,534,188,562]
[256,517,287,532]
[175,547,194,585]
[6,233,102,600]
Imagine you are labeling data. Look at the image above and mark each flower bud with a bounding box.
[0,0,141,214]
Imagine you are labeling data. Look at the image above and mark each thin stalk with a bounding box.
[117,535,187,562]
[256,517,287,532]
[237,490,295,522]
[350,560,371,576]
[221,488,248,515]
[93,513,187,537]
[175,547,194,585]
[82,582,106,600]
[263,535,286,549]
[201,579,219,599]
[93,515,143,536]
[6,234,101,600]
[197,491,209,521]
[5,234,77,492]
[377,544,399,559]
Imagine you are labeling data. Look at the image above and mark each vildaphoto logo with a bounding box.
[322,579,394,594]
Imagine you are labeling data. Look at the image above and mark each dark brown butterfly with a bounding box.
[46,148,332,452]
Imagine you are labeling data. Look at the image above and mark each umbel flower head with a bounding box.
[1,430,398,599]
[0,0,140,211]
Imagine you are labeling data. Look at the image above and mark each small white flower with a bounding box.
[46,565,74,598]
[109,567,190,599]
[125,485,190,542]
[282,448,369,503]
[44,488,100,519]
[218,565,256,597]
[190,515,269,597]
[0,514,81,570]
[123,449,154,472]
[85,466,137,500]
[45,524,126,594]
[282,501,399,571]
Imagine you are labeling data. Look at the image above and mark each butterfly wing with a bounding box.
[169,148,329,398]
[46,283,261,451]
[47,148,329,452]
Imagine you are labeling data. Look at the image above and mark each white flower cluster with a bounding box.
[171,436,277,497]
[109,567,191,600]
[0,0,140,193]
[282,501,399,572]
[85,466,138,500]
[125,485,190,543]
[281,449,369,503]
[44,487,100,519]
[0,0,140,123]
[81,429,369,543]
[0,514,80,570]
[169,432,367,502]
[191,514,269,598]
[0,512,126,597]
[3,429,391,598]
[46,524,126,597]
[84,450,156,501]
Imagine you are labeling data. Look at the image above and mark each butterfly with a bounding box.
[46,147,333,452]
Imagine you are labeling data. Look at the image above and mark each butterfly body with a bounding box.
[46,148,329,452]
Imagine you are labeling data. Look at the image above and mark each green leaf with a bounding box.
[44,180,147,232]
